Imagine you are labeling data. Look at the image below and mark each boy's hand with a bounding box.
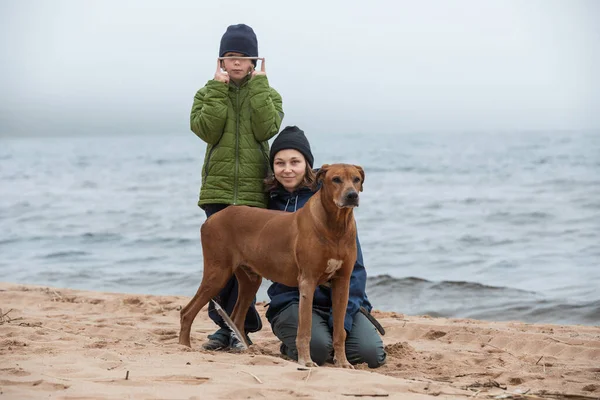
[214,58,230,84]
[251,58,266,79]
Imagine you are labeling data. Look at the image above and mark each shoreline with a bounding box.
[7,279,597,328]
[1,282,599,399]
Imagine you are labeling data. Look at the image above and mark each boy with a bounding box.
[190,23,284,350]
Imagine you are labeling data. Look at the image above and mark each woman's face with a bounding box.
[273,149,307,192]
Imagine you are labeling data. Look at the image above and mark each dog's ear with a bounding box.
[354,165,365,192]
[315,164,330,186]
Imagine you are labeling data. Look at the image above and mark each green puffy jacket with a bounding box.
[190,75,284,208]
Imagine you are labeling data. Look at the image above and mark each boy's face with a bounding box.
[220,52,254,82]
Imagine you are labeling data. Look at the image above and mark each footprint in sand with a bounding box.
[122,297,144,306]
[151,328,179,342]
[0,367,30,377]
[223,388,310,399]
[0,379,69,391]
[582,384,597,392]
[156,299,178,311]
[123,297,178,314]
[1,339,28,354]
[151,375,209,385]
[245,355,285,366]
[94,374,209,386]
[424,330,447,340]
[84,340,109,349]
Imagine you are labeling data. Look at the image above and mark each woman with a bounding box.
[263,126,386,368]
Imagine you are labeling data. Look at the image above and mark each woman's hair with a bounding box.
[264,164,317,192]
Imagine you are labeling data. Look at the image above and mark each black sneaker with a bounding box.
[228,331,253,351]
[279,343,288,356]
[202,336,228,351]
[202,328,230,351]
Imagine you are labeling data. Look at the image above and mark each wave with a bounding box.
[153,157,195,165]
[125,237,196,247]
[367,274,532,293]
[486,211,554,225]
[41,251,91,259]
[365,275,599,325]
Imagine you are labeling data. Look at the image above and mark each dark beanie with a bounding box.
[219,24,258,60]
[270,126,314,170]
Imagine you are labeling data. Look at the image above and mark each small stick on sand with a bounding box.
[483,343,518,358]
[535,355,543,365]
[1,308,14,321]
[304,368,312,382]
[125,370,129,380]
[0,309,19,324]
[242,370,262,384]
[37,325,97,341]
[19,320,41,325]
[545,336,584,346]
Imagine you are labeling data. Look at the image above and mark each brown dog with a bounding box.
[178,163,365,368]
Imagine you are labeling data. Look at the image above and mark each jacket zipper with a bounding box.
[233,86,240,204]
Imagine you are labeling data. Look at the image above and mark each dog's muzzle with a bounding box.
[340,191,359,207]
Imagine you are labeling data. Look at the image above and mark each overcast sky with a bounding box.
[0,0,598,137]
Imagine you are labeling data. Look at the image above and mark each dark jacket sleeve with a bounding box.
[247,75,284,142]
[190,80,229,145]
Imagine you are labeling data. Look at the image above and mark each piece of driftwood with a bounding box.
[211,299,248,350]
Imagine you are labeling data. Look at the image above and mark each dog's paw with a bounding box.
[298,358,318,368]
[334,358,354,369]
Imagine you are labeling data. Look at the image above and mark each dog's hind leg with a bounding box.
[178,264,234,348]
[230,265,263,341]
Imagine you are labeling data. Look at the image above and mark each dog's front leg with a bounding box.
[297,277,318,368]
[331,273,354,369]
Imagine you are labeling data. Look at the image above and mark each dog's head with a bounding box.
[315,163,365,208]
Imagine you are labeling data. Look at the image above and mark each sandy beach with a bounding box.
[0,282,598,400]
